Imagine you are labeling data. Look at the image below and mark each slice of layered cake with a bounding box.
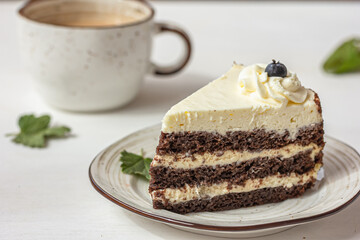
[149,61,324,214]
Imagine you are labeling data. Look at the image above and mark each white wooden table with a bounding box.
[1,1,360,239]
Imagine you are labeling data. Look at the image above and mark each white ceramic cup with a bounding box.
[18,0,191,112]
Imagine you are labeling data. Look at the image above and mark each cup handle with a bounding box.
[151,22,192,75]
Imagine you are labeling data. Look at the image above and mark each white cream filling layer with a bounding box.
[152,143,322,169]
[161,64,322,137]
[151,163,321,204]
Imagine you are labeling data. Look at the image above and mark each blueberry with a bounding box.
[265,60,287,77]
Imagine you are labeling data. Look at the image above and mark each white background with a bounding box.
[1,1,360,239]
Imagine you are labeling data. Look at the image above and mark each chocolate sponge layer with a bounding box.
[152,181,315,214]
[149,150,323,191]
[156,122,324,155]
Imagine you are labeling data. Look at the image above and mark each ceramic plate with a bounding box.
[89,124,360,238]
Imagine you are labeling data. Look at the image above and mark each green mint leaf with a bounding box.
[19,114,50,134]
[144,158,152,180]
[323,38,360,74]
[7,114,71,148]
[14,132,46,148]
[120,150,152,180]
[44,127,71,137]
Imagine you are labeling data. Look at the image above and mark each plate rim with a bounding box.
[89,125,360,232]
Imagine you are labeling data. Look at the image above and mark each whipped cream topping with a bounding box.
[238,64,308,106]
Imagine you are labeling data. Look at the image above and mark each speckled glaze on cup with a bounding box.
[17,0,191,112]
